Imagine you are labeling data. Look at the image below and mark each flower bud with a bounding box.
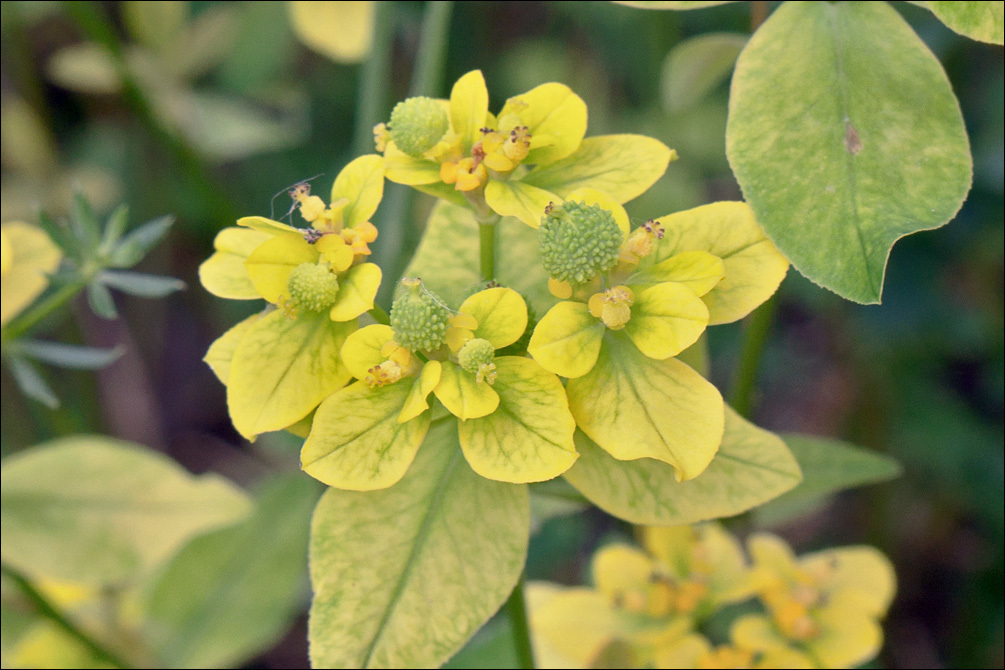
[390,279,452,351]
[287,262,339,312]
[389,97,449,157]
[539,201,622,283]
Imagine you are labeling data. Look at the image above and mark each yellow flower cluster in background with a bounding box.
[530,525,895,669]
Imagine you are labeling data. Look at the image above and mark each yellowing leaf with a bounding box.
[564,407,801,524]
[528,301,605,378]
[460,287,528,349]
[400,361,441,422]
[0,436,251,584]
[726,2,972,303]
[450,70,489,151]
[624,282,709,360]
[1,222,62,326]
[810,608,883,670]
[522,135,675,204]
[458,356,577,483]
[592,545,652,597]
[228,310,353,439]
[330,262,381,321]
[341,324,395,381]
[237,215,299,235]
[529,588,620,665]
[802,546,896,618]
[434,361,500,420]
[566,333,723,480]
[204,313,260,384]
[485,180,558,228]
[645,202,788,324]
[564,187,631,235]
[244,232,318,304]
[502,82,588,165]
[288,1,374,63]
[301,380,430,491]
[332,154,385,227]
[309,422,529,668]
[199,227,271,300]
[630,250,724,297]
[383,142,442,185]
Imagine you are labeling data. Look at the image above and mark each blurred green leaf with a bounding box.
[564,408,801,525]
[926,1,1004,45]
[309,421,529,668]
[613,1,736,8]
[726,1,972,303]
[99,204,129,254]
[35,212,77,259]
[99,270,185,298]
[4,356,59,409]
[754,434,902,526]
[15,340,123,370]
[660,33,747,112]
[142,473,320,669]
[86,280,117,319]
[0,436,252,585]
[122,1,188,53]
[70,192,100,252]
[530,479,589,534]
[45,42,121,94]
[109,215,174,268]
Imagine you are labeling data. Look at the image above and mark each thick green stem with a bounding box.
[1,280,85,345]
[479,219,498,281]
[2,563,130,669]
[506,577,536,669]
[729,296,776,418]
[62,1,238,225]
[351,2,395,158]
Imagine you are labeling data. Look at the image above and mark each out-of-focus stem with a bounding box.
[730,296,776,418]
[506,577,536,669]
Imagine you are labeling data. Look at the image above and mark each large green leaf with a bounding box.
[403,201,554,316]
[754,434,901,525]
[563,408,801,525]
[309,421,529,668]
[926,1,1004,45]
[142,474,320,668]
[0,437,251,584]
[726,1,972,304]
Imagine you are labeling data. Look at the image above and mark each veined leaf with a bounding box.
[0,436,251,584]
[309,421,529,668]
[726,1,972,303]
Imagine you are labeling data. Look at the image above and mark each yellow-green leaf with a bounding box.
[1,222,62,326]
[521,135,675,204]
[228,310,353,439]
[330,262,382,321]
[434,361,500,420]
[340,323,394,382]
[630,250,724,297]
[332,154,385,227]
[485,180,558,228]
[563,407,801,524]
[244,232,318,304]
[644,202,788,324]
[528,301,604,378]
[501,82,588,165]
[288,0,374,63]
[460,287,528,349]
[726,1,972,304]
[624,281,709,360]
[383,142,442,185]
[301,380,430,491]
[204,313,260,384]
[458,356,578,483]
[199,227,271,300]
[237,215,299,235]
[309,422,529,668]
[0,436,251,584]
[400,361,441,423]
[614,1,736,8]
[450,70,490,151]
[566,333,723,480]
[927,1,1004,45]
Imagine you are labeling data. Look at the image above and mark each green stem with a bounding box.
[61,1,238,225]
[1,280,86,345]
[729,296,776,418]
[351,2,395,157]
[506,577,536,669]
[479,219,498,281]
[2,563,130,669]
[408,2,453,97]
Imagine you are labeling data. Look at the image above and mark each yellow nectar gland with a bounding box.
[440,157,488,192]
[588,286,634,330]
[478,125,532,173]
[764,589,820,642]
[622,219,665,263]
[365,360,404,388]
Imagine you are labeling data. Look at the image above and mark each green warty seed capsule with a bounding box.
[389,97,450,157]
[457,338,495,375]
[287,262,339,312]
[539,201,622,284]
[390,280,452,351]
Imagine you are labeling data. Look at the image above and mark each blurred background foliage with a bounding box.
[0,1,1001,667]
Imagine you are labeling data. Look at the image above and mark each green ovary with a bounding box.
[539,201,623,283]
